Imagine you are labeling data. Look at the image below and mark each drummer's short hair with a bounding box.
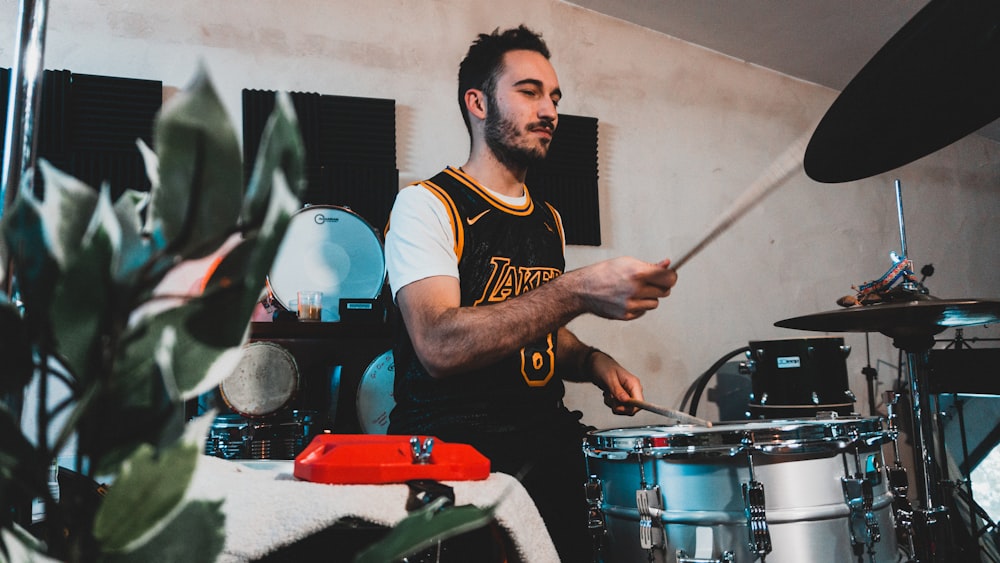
[458,25,551,135]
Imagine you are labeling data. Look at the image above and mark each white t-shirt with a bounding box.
[385,172,559,300]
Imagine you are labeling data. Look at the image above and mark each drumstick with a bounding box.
[624,398,713,427]
[670,131,810,271]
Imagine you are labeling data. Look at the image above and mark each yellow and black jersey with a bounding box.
[389,166,578,437]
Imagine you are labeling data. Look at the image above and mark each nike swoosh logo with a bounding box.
[466,210,490,225]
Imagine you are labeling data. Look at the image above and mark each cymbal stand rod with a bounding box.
[904,349,940,511]
[895,179,908,259]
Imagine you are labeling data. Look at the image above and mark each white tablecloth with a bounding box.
[188,455,559,562]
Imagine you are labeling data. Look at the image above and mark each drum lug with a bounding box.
[676,550,734,563]
[842,476,882,551]
[742,479,772,557]
[636,486,664,550]
[584,475,606,533]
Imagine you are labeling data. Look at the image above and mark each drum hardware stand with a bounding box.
[887,181,953,562]
[895,337,956,563]
[863,333,880,416]
[740,435,772,561]
[841,427,883,561]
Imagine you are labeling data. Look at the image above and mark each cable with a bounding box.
[688,346,750,417]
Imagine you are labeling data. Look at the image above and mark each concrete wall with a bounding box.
[3,0,999,435]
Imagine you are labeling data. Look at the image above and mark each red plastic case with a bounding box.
[293,434,491,484]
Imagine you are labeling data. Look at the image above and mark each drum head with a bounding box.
[267,205,386,322]
[356,350,395,434]
[220,342,299,417]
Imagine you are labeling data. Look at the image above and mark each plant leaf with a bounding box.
[205,168,301,310]
[148,64,242,261]
[115,290,248,403]
[353,498,497,563]
[134,138,160,196]
[0,524,63,562]
[92,439,199,552]
[114,167,301,402]
[241,91,306,229]
[49,186,118,380]
[0,183,58,334]
[96,415,224,563]
[111,189,154,285]
[34,160,100,269]
[97,499,224,563]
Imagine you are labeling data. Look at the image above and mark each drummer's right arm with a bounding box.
[396,259,674,379]
[387,187,677,379]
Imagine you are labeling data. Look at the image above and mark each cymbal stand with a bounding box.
[895,333,954,562]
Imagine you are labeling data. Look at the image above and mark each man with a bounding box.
[384,25,677,561]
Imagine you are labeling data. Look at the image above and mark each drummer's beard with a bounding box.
[484,96,553,172]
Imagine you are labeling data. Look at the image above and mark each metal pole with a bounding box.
[1,0,50,526]
[1,0,50,219]
[894,179,908,259]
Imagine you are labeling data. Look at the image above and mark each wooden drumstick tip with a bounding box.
[624,398,713,427]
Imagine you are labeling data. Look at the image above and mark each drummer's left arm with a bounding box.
[557,327,643,416]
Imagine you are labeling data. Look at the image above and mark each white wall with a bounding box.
[3,0,999,435]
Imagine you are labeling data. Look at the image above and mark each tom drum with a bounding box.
[220,341,299,418]
[267,205,386,322]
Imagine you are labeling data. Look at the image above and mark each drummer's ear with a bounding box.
[465,89,487,121]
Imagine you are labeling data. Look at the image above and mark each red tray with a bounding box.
[293,434,491,484]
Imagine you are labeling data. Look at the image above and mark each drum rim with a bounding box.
[266,205,387,319]
[584,417,889,457]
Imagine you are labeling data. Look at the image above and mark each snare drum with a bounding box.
[220,341,299,418]
[583,418,899,562]
[205,410,319,460]
[356,350,395,434]
[267,205,386,322]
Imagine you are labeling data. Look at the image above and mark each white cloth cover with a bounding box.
[188,455,560,562]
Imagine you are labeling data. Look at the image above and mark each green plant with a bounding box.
[0,63,503,563]
[0,65,306,562]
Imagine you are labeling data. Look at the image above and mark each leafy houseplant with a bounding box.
[0,62,502,563]
[0,65,306,561]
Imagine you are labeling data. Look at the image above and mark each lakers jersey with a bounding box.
[389,166,574,435]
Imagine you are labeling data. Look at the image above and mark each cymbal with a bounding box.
[775,298,1000,339]
[803,0,1000,183]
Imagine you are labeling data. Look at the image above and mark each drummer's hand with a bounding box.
[591,352,644,416]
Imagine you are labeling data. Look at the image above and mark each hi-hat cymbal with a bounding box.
[804,0,1000,183]
[775,298,1000,339]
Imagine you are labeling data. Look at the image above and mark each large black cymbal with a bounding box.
[804,0,1000,183]
[775,298,1000,340]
